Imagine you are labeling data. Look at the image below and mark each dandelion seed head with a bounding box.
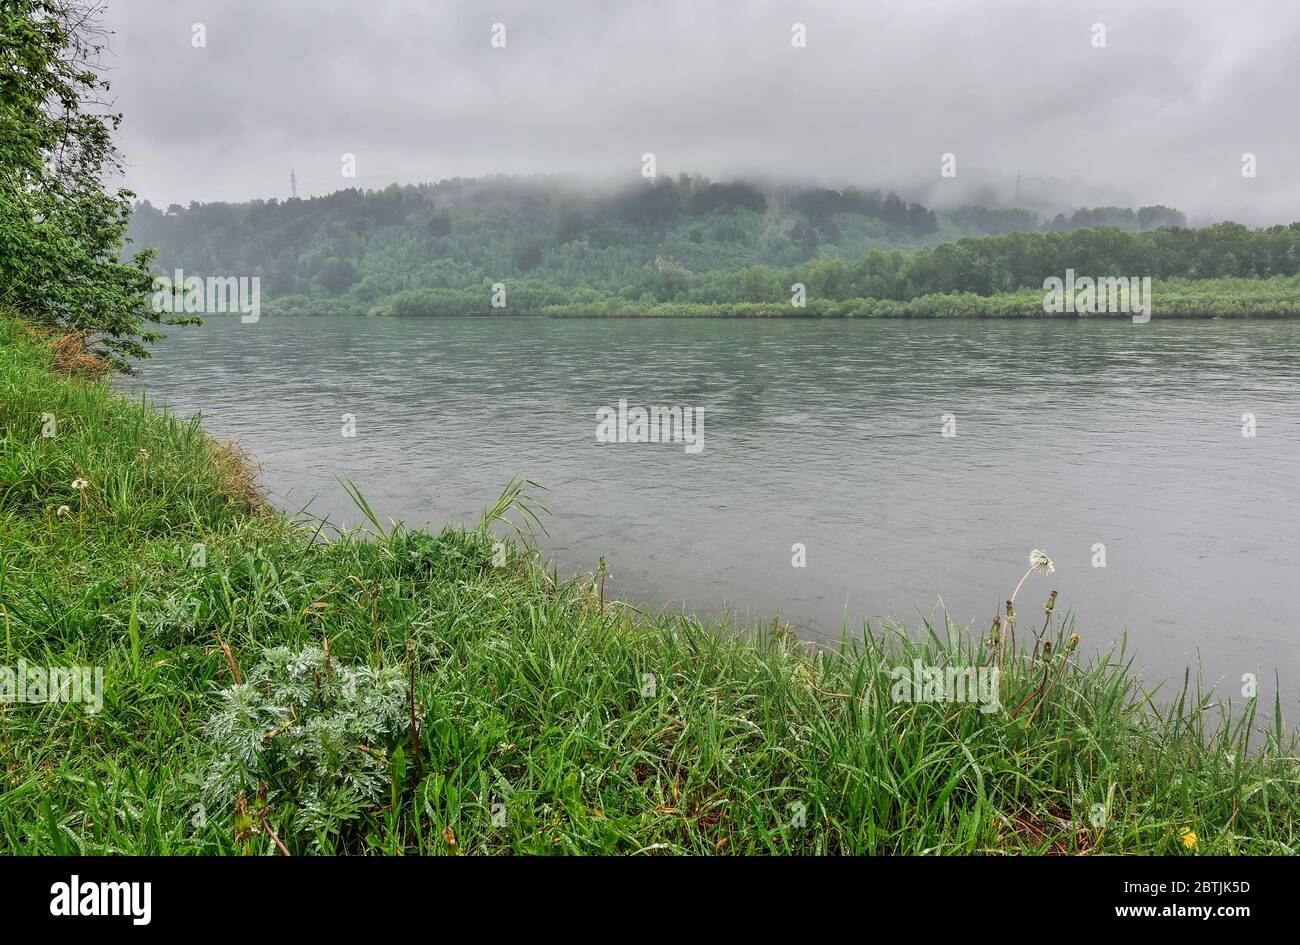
[1029,549,1054,574]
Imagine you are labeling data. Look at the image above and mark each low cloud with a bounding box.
[102,0,1300,224]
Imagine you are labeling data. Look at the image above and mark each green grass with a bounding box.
[269,273,1300,318]
[1,314,1296,855]
[523,275,1300,319]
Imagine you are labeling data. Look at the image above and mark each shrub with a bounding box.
[202,646,411,852]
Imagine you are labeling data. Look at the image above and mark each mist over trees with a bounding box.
[128,175,1213,315]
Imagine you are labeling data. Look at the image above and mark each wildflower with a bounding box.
[70,477,91,526]
[1010,549,1055,604]
[138,448,149,460]
[1067,632,1079,651]
[1179,827,1198,851]
[56,505,72,519]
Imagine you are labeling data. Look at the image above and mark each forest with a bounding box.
[124,175,1280,317]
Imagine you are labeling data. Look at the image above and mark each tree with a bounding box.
[0,0,179,373]
[738,266,781,302]
[316,257,359,294]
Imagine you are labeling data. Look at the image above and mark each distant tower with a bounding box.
[290,169,297,199]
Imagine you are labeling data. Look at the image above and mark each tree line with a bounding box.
[129,175,1221,316]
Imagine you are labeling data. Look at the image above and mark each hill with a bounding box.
[127,175,1200,315]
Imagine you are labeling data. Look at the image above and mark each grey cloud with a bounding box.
[101,0,1300,224]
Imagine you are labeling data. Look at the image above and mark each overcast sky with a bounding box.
[100,0,1300,224]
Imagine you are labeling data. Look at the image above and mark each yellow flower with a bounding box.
[1179,827,1198,850]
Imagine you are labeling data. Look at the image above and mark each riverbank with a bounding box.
[265,275,1300,319]
[2,313,1296,855]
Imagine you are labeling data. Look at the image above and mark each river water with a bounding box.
[125,314,1300,707]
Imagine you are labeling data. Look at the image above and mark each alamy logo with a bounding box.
[50,876,151,925]
[1042,269,1151,323]
[595,399,704,453]
[889,661,1001,713]
[151,267,261,323]
[0,661,103,713]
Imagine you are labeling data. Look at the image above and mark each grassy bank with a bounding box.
[1,314,1296,855]
[528,276,1300,319]
[266,274,1300,319]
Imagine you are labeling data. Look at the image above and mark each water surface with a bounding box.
[126,315,1300,709]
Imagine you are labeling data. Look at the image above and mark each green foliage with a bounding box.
[529,275,1300,319]
[0,0,178,373]
[202,646,410,850]
[131,178,1299,317]
[128,176,940,307]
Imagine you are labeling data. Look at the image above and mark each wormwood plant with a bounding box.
[201,645,410,851]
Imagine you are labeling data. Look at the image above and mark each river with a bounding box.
[124,314,1300,707]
